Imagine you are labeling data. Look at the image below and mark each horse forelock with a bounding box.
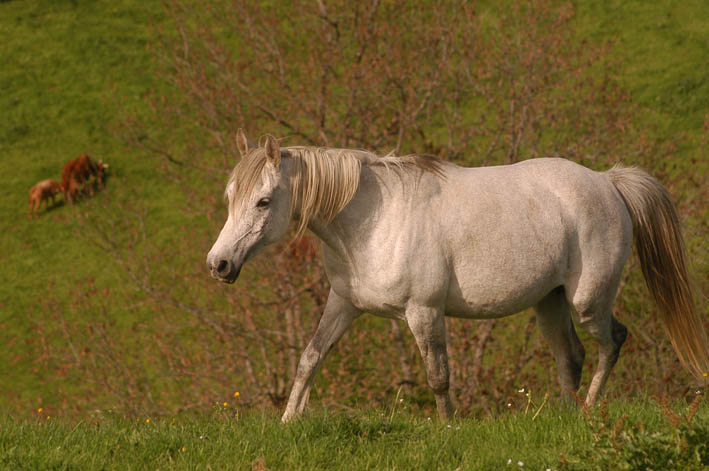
[225,147,269,214]
[226,144,444,237]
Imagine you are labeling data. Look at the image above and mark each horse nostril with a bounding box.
[217,260,229,274]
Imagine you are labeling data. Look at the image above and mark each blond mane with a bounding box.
[226,145,443,237]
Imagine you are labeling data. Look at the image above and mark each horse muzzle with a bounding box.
[208,257,243,284]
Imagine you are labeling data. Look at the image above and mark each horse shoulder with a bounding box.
[320,172,450,315]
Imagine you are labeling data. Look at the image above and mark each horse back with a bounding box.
[439,158,631,317]
[323,158,631,319]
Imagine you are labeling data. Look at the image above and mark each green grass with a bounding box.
[0,0,168,293]
[575,0,709,137]
[0,0,182,410]
[3,401,706,470]
[574,0,709,177]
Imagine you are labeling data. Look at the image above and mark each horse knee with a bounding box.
[426,367,450,394]
[429,380,449,395]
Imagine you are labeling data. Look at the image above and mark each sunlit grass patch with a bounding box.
[2,400,706,470]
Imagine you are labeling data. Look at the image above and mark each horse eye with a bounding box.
[257,198,271,208]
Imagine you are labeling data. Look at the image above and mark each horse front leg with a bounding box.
[281,289,360,422]
[406,305,454,420]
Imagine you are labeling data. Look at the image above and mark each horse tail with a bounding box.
[607,165,708,378]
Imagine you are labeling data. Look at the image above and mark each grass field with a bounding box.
[2,400,708,470]
[575,0,709,138]
[0,0,180,408]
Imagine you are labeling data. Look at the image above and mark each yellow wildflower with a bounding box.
[145,418,151,424]
[234,391,240,398]
[223,402,228,407]
[37,408,43,413]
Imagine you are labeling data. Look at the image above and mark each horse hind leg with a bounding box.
[583,314,627,407]
[535,287,585,399]
[570,290,628,407]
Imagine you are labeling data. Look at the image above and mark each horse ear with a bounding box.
[264,135,281,168]
[235,129,250,158]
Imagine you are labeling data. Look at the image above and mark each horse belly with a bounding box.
[445,250,564,318]
[445,268,560,318]
[444,223,568,318]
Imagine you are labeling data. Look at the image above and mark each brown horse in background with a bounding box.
[61,154,109,203]
[28,179,63,219]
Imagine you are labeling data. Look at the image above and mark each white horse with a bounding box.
[207,131,708,422]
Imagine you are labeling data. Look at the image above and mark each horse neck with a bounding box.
[304,165,384,259]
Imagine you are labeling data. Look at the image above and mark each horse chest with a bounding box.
[328,270,409,316]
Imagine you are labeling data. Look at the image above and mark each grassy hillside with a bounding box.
[1,0,707,418]
[0,0,178,408]
[576,0,709,138]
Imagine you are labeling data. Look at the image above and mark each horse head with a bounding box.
[206,131,292,283]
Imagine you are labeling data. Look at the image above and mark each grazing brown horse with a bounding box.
[61,154,109,203]
[28,179,63,219]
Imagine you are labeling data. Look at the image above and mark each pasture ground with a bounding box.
[0,0,181,408]
[2,400,708,470]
